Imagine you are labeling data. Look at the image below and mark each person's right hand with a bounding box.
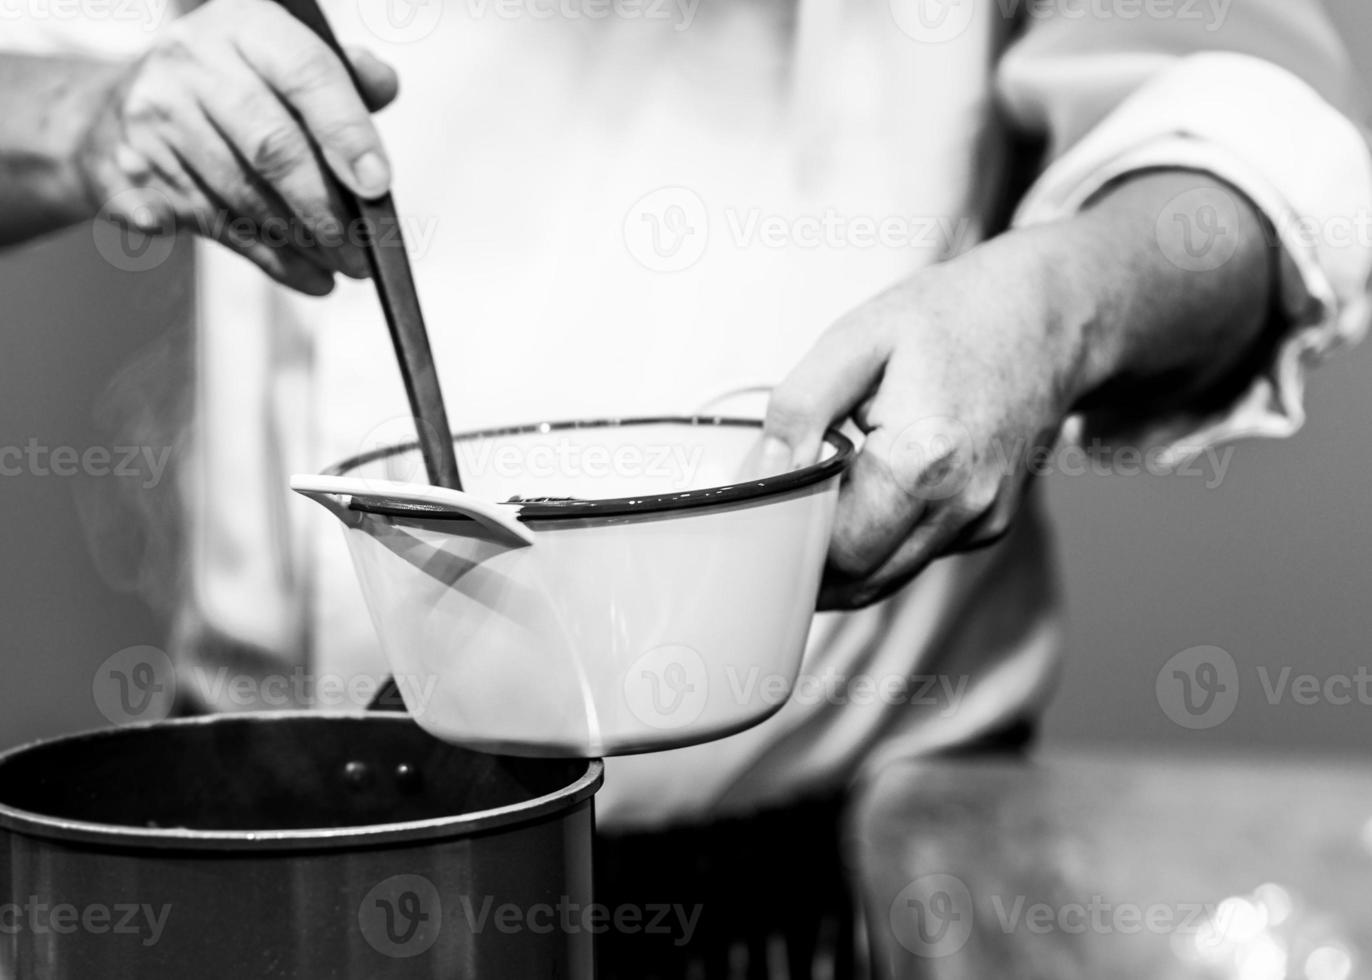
[77,0,400,295]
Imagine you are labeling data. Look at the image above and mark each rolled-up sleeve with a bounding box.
[999,2,1372,462]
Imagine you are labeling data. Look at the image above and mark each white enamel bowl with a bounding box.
[293,417,853,756]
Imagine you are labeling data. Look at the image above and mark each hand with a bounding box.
[75,0,399,294]
[762,172,1272,610]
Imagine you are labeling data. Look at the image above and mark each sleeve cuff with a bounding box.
[1014,51,1372,466]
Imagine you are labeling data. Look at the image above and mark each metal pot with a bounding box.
[0,713,602,979]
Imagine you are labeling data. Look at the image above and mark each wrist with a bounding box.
[1,55,130,235]
[1025,170,1274,418]
[1003,219,1124,414]
[54,60,129,223]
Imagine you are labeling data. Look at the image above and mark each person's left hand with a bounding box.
[758,173,1270,610]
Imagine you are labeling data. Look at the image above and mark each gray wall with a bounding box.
[3,1,1371,753]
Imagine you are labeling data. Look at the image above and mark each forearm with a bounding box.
[0,53,124,245]
[1042,170,1277,427]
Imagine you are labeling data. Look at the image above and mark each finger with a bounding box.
[345,45,400,113]
[947,476,1026,553]
[153,92,337,277]
[212,218,337,295]
[131,154,331,294]
[234,14,392,199]
[192,52,368,277]
[826,426,929,579]
[182,163,336,294]
[763,313,894,469]
[819,509,965,611]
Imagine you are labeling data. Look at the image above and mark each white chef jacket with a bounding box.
[7,0,1371,828]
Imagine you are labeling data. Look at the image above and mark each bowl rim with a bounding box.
[327,416,854,522]
[0,713,604,852]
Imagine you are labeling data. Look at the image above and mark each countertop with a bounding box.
[851,750,1372,980]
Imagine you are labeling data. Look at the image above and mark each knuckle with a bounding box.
[151,29,198,66]
[122,78,175,128]
[827,538,881,583]
[248,123,310,181]
[763,392,815,438]
[312,116,377,156]
[959,480,1000,518]
[289,45,346,94]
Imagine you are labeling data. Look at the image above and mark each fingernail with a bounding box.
[352,152,391,198]
[756,436,794,477]
[342,248,370,279]
[304,269,336,296]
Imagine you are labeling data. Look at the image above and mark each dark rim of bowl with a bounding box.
[326,416,854,521]
[0,713,604,852]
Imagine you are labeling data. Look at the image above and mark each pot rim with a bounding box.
[0,712,604,852]
[327,416,854,522]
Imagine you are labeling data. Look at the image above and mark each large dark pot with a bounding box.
[0,713,602,979]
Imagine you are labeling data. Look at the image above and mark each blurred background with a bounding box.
[2,0,1371,759]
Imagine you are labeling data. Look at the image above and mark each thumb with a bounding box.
[346,46,400,113]
[762,315,892,471]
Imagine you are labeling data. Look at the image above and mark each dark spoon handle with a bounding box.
[274,0,463,493]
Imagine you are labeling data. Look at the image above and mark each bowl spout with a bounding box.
[290,474,535,548]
